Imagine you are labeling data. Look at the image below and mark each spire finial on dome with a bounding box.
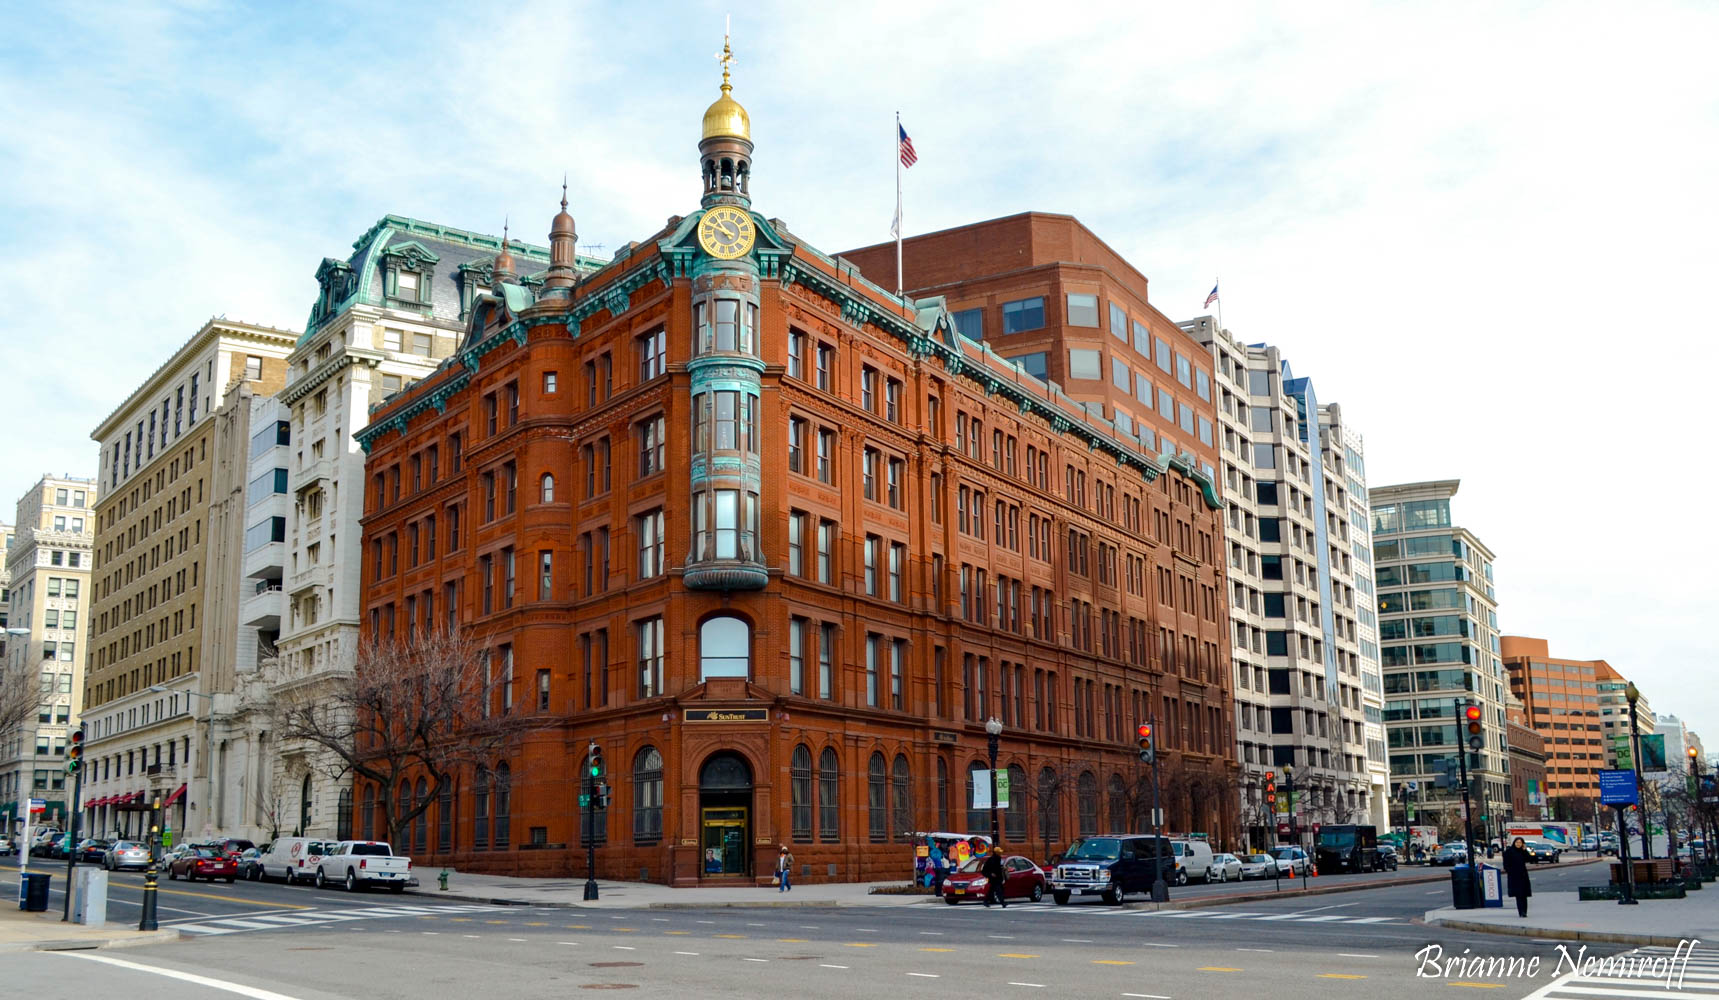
[561,174,568,211]
[716,14,735,94]
[701,16,751,143]
[494,216,517,283]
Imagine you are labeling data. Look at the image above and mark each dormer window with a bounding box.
[390,267,425,304]
[381,241,441,307]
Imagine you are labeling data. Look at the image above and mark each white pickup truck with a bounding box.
[312,840,412,893]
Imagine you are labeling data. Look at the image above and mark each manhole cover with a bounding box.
[588,962,644,968]
[579,985,639,990]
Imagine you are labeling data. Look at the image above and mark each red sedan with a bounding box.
[941,854,1047,905]
[168,846,238,883]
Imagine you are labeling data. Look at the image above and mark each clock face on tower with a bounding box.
[698,207,756,260]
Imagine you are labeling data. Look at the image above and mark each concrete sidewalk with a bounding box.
[1425,887,1719,947]
[405,870,934,909]
[0,907,181,953]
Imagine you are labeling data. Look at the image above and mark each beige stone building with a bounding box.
[1,477,97,834]
[79,318,297,839]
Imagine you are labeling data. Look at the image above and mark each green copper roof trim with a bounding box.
[356,369,472,452]
[1158,450,1223,509]
[349,214,553,261]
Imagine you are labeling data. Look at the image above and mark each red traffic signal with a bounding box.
[1136,724,1152,741]
[1136,723,1155,763]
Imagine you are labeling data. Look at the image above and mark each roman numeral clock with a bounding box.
[697,207,756,260]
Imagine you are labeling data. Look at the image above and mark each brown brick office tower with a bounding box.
[356,53,1235,885]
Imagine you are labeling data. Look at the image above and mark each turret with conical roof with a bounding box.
[544,180,577,295]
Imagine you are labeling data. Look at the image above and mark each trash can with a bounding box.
[19,871,51,911]
[1450,864,1478,909]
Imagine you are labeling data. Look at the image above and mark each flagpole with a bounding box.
[895,111,903,299]
[1215,275,1222,331]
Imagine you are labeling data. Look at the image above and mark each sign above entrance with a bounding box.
[685,708,768,723]
[932,731,959,744]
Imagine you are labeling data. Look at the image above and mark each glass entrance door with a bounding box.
[700,806,749,877]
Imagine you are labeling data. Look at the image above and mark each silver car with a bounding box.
[1207,853,1244,882]
[1238,853,1281,879]
[103,840,151,871]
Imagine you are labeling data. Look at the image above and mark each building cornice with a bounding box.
[91,318,301,440]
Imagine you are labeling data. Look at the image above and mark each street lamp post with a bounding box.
[1626,683,1649,861]
[985,717,1003,846]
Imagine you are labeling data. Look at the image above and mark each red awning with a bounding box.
[163,784,187,808]
[90,796,109,807]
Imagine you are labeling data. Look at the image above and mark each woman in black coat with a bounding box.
[1501,837,1533,917]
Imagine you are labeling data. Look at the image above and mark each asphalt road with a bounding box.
[8,854,1698,1000]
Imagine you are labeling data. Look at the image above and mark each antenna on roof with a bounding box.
[579,243,605,257]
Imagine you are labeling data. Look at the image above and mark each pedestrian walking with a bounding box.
[1502,837,1532,917]
[929,844,947,896]
[981,846,1008,908]
[776,845,794,892]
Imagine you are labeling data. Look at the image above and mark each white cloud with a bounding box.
[1,0,1713,731]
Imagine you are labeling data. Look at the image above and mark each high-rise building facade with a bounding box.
[354,54,1235,883]
[1181,318,1375,847]
[265,215,577,840]
[1500,635,1606,808]
[0,476,98,832]
[80,319,296,839]
[1371,480,1510,838]
[1596,660,1651,769]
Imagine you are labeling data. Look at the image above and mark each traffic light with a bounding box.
[1136,724,1155,764]
[588,742,604,780]
[1265,771,1277,808]
[1464,702,1484,751]
[66,724,85,776]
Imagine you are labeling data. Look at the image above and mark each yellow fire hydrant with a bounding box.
[438,868,451,891]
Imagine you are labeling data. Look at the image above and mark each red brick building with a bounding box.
[354,61,1235,885]
[1501,635,1607,804]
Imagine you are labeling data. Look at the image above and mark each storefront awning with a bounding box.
[89,796,108,807]
[163,784,187,808]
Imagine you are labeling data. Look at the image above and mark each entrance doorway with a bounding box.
[699,752,753,878]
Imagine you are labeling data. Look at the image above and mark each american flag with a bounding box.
[1204,282,1220,308]
[898,124,918,168]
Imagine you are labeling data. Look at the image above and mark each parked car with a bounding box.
[1375,844,1401,871]
[1577,836,1599,852]
[1523,840,1561,864]
[1239,853,1281,879]
[1170,839,1216,885]
[1432,843,1469,866]
[237,847,268,881]
[77,838,113,864]
[1051,834,1176,905]
[202,837,257,859]
[1207,853,1243,882]
[0,836,13,856]
[1270,845,1310,876]
[37,832,74,859]
[259,837,332,884]
[312,841,412,892]
[941,854,1048,904]
[169,846,238,882]
[102,840,151,871]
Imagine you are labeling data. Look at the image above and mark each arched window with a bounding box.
[699,616,750,680]
[867,753,887,842]
[361,784,375,841]
[337,787,352,842]
[1077,772,1099,837]
[891,755,912,842]
[633,747,663,845]
[965,761,988,833]
[1004,764,1027,842]
[1107,774,1127,833]
[581,751,607,846]
[413,777,428,854]
[935,757,950,832]
[437,780,453,853]
[474,767,490,850]
[300,775,313,837]
[540,473,555,503]
[493,763,511,849]
[817,747,839,842]
[790,745,813,842]
[1037,767,1061,846]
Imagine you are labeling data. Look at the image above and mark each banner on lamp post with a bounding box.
[995,770,1011,810]
[972,771,992,810]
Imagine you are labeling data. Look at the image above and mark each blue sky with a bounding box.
[2,1,1715,734]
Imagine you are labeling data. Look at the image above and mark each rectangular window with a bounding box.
[951,307,983,340]
[1068,349,1101,381]
[815,343,835,391]
[862,447,879,501]
[1110,302,1128,341]
[891,639,906,710]
[861,366,878,412]
[885,379,902,423]
[637,415,665,477]
[816,519,836,584]
[637,509,665,579]
[864,534,880,595]
[787,417,806,474]
[636,616,664,698]
[1009,352,1048,380]
[788,330,805,379]
[638,328,667,381]
[816,428,835,484]
[819,623,835,699]
[1111,357,1131,391]
[888,542,905,602]
[1154,337,1172,373]
[1066,292,1098,327]
[788,510,806,576]
[1176,353,1192,388]
[886,457,903,509]
[1002,296,1045,334]
[789,617,806,695]
[865,634,880,707]
[538,550,553,600]
[1158,388,1175,421]
[543,371,558,393]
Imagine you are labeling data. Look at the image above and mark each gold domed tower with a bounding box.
[699,32,752,209]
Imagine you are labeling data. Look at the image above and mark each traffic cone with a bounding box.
[1310,864,1319,877]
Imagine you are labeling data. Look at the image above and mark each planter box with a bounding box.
[1579,885,1622,901]
[1639,884,1688,900]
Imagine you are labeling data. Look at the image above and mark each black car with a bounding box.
[237,846,268,881]
[77,838,113,864]
[1375,844,1401,871]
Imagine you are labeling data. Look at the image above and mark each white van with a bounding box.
[1170,839,1215,885]
[260,837,333,884]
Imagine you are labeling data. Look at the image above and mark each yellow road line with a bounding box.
[449,918,472,923]
[1093,960,1135,966]
[484,920,508,925]
[778,938,809,943]
[665,930,690,935]
[843,942,877,948]
[920,947,954,953]
[998,953,1040,959]
[1198,967,1242,972]
[614,928,637,933]
[1319,974,1367,980]
[716,933,746,939]
[565,924,590,929]
[524,921,548,926]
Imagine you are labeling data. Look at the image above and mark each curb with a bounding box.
[1422,917,1689,948]
[402,890,935,910]
[0,928,182,954]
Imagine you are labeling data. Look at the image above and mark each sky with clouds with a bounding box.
[2,1,1714,736]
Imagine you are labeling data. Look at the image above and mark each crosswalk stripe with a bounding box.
[176,924,240,935]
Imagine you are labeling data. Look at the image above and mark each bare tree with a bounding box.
[273,628,552,848]
[251,765,293,842]
[0,654,37,750]
[1032,767,1070,861]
